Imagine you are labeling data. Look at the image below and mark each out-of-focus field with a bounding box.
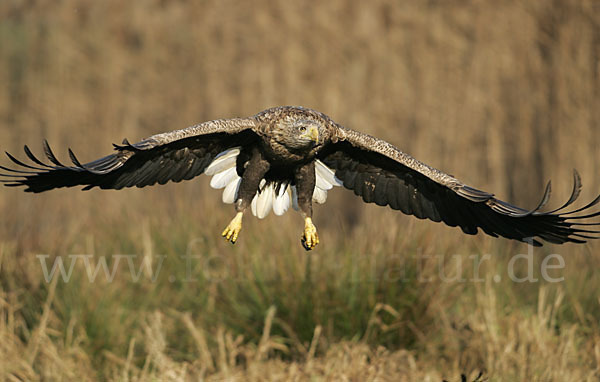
[1,1,599,380]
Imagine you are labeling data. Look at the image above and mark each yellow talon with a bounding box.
[222,212,243,244]
[301,217,319,251]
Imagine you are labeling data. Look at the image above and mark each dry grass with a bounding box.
[1,0,599,380]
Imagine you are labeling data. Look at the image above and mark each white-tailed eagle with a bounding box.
[2,106,599,250]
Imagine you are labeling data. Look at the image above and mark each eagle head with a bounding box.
[274,118,321,150]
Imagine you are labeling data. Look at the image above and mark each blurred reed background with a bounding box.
[0,0,599,380]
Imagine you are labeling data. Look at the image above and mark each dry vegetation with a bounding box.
[1,0,599,380]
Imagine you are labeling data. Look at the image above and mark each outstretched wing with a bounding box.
[319,126,600,246]
[0,118,259,193]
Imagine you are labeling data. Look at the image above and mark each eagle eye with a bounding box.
[299,126,307,132]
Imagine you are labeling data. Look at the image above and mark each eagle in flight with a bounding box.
[2,106,599,250]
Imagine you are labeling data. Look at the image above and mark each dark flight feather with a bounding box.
[319,138,600,246]
[0,120,258,193]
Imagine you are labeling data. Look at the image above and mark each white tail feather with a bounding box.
[222,177,241,204]
[313,186,328,204]
[315,160,343,189]
[205,147,240,176]
[207,149,342,217]
[210,166,239,189]
[257,183,275,219]
[273,184,291,216]
[250,194,258,216]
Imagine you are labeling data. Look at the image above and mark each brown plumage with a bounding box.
[2,106,599,249]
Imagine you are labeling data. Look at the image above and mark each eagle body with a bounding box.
[2,106,599,249]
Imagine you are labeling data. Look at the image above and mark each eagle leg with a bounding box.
[222,147,270,245]
[222,212,243,244]
[301,217,319,250]
[295,161,319,250]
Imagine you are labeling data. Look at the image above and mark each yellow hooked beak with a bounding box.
[303,126,319,143]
